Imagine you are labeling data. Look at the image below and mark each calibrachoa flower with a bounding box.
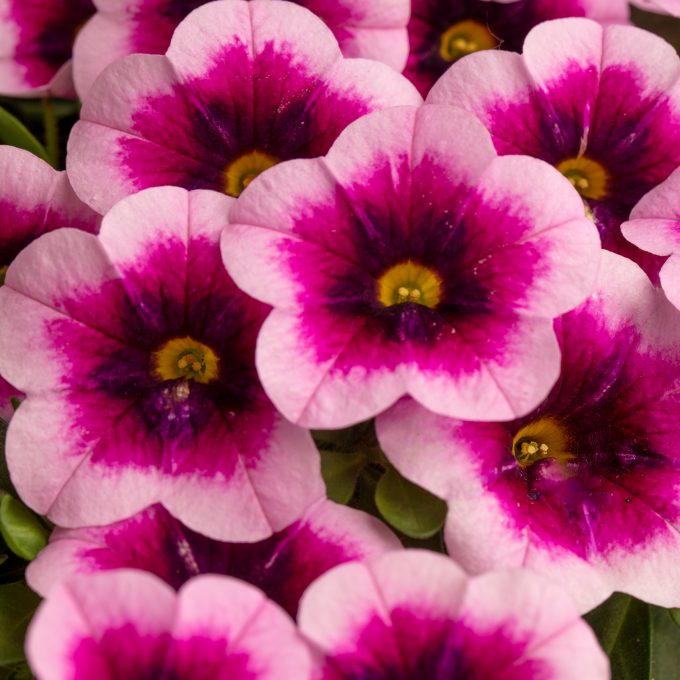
[27,570,314,679]
[378,252,680,612]
[298,550,608,679]
[67,0,421,215]
[0,0,94,96]
[406,0,628,96]
[73,0,410,98]
[622,167,680,311]
[27,498,401,618]
[428,18,680,280]
[0,145,99,420]
[631,0,680,15]
[0,186,323,541]
[222,105,601,429]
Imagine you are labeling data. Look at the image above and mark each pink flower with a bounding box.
[27,499,400,618]
[428,18,680,280]
[0,0,94,96]
[222,105,601,429]
[378,252,680,612]
[0,186,323,541]
[27,570,314,679]
[406,0,628,96]
[74,0,410,98]
[298,550,608,679]
[0,145,99,420]
[67,0,421,215]
[630,0,680,15]
[622,167,680,311]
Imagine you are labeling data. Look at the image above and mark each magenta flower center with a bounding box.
[152,336,220,384]
[377,261,443,308]
[224,150,279,197]
[439,20,497,63]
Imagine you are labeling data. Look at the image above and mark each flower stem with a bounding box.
[42,97,59,169]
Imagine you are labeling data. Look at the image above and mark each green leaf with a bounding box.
[320,450,364,504]
[0,582,40,667]
[374,467,447,539]
[650,606,680,680]
[0,108,48,163]
[583,594,680,680]
[669,608,680,629]
[0,496,48,562]
[585,593,650,680]
[0,661,34,679]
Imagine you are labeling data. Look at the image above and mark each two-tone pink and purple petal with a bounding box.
[27,570,314,679]
[378,252,680,612]
[67,0,421,214]
[73,0,410,98]
[27,498,401,618]
[222,105,601,428]
[298,550,608,679]
[0,145,99,420]
[428,18,680,280]
[0,186,324,541]
[622,167,680,311]
[406,0,628,96]
[0,0,94,96]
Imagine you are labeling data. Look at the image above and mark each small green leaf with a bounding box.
[650,606,680,679]
[0,108,48,163]
[374,467,447,539]
[0,496,48,561]
[585,593,650,680]
[0,582,40,667]
[669,608,680,629]
[320,450,365,504]
[0,555,7,567]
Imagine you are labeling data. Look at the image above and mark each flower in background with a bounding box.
[222,105,600,429]
[298,550,608,679]
[378,253,680,612]
[0,145,99,420]
[405,0,628,96]
[27,499,400,618]
[0,0,94,96]
[0,186,323,541]
[631,0,680,16]
[74,0,410,98]
[623,167,680,311]
[428,18,680,281]
[27,571,314,679]
[67,0,421,215]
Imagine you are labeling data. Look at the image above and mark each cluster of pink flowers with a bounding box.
[1,0,680,678]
